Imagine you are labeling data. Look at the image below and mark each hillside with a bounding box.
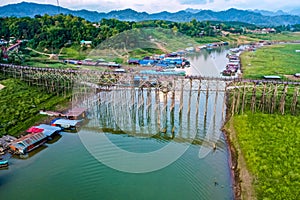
[1,2,300,25]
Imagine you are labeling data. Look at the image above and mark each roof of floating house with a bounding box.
[26,127,44,133]
[35,124,62,137]
[51,118,82,127]
[10,132,47,151]
[0,160,8,165]
[64,107,86,118]
[39,110,64,117]
[263,75,281,79]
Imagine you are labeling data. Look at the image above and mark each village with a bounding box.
[0,107,86,168]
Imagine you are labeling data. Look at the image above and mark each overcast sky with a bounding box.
[1,0,300,13]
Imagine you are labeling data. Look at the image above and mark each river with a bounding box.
[0,47,234,200]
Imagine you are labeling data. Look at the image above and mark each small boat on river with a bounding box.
[0,160,8,168]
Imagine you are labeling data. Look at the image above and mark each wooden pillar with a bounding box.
[187,79,193,117]
[195,80,202,118]
[162,89,168,133]
[221,83,227,122]
[271,84,278,114]
[179,79,184,115]
[291,86,299,115]
[230,83,236,117]
[155,88,160,130]
[170,79,176,113]
[250,82,257,113]
[204,81,210,122]
[279,84,288,115]
[146,88,152,124]
[260,83,267,113]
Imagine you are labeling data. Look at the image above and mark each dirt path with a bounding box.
[152,41,168,53]
[225,118,257,200]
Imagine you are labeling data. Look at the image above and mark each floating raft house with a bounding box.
[9,131,47,154]
[35,124,62,137]
[263,75,281,80]
[0,160,8,168]
[64,107,86,120]
[51,118,83,130]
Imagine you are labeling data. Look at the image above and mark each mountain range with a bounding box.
[1,2,300,26]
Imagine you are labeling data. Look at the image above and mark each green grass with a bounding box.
[0,78,70,136]
[240,44,300,79]
[25,60,78,69]
[231,112,300,200]
[246,32,300,42]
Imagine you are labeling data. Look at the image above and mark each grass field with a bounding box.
[246,32,300,42]
[240,44,300,79]
[226,113,300,200]
[0,78,69,136]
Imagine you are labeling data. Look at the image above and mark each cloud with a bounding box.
[179,0,209,5]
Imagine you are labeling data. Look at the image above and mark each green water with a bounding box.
[0,131,233,200]
[0,49,234,199]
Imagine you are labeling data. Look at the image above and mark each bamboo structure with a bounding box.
[0,63,299,122]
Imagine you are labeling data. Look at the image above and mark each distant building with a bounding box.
[0,39,7,45]
[80,40,92,47]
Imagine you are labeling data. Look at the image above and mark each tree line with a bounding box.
[1,14,299,52]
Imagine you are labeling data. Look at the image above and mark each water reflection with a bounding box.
[186,47,230,77]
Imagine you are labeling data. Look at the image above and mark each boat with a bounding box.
[0,160,8,168]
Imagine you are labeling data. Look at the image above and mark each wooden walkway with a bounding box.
[0,63,299,116]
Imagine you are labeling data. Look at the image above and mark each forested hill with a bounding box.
[1,2,300,26]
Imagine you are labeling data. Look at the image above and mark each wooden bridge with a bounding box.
[0,63,299,117]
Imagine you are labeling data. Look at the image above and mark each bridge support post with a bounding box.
[250,82,257,113]
[187,79,192,117]
[260,83,267,113]
[195,80,202,119]
[291,86,299,115]
[204,81,210,124]
[170,79,176,113]
[155,88,160,132]
[271,84,278,114]
[179,79,184,116]
[279,84,288,115]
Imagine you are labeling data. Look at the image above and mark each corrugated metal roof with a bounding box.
[12,132,47,148]
[65,107,86,118]
[52,119,82,128]
[263,75,281,79]
[35,124,62,137]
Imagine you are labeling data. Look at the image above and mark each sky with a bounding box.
[0,0,300,13]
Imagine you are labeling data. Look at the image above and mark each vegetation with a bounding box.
[0,78,69,136]
[246,32,300,42]
[1,14,297,53]
[240,43,300,79]
[1,14,300,66]
[227,113,300,199]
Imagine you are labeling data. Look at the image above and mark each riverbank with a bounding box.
[224,112,300,200]
[0,78,71,137]
[223,118,256,200]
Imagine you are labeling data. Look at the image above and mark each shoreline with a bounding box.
[222,117,256,200]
